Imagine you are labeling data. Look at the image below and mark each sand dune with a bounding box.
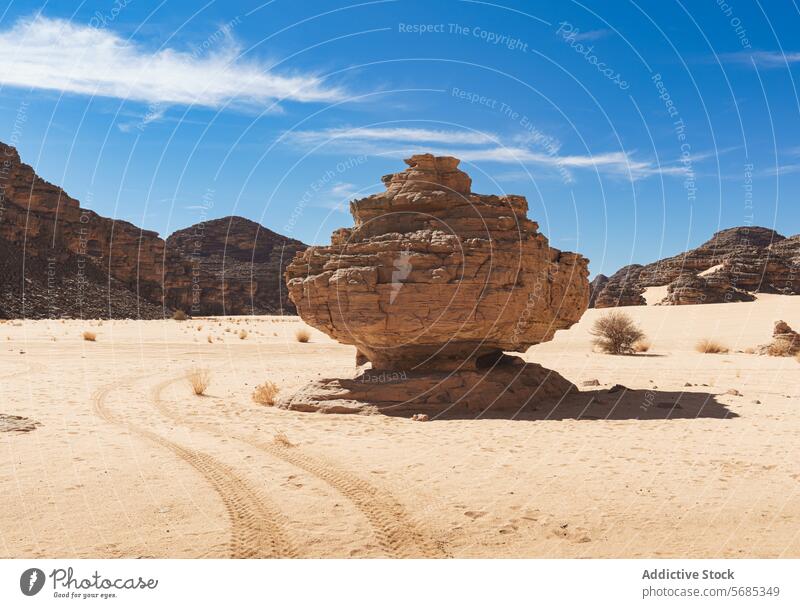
[1,296,798,558]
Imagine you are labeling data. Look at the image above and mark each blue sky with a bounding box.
[1,0,799,277]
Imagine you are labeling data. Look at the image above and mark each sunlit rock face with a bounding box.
[285,154,590,371]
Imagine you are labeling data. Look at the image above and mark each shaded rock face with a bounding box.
[593,226,800,307]
[588,274,609,308]
[285,154,590,371]
[0,142,166,309]
[279,357,576,415]
[165,216,306,315]
[661,272,755,305]
[0,142,307,318]
[592,265,646,308]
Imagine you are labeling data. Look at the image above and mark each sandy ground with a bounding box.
[1,295,799,558]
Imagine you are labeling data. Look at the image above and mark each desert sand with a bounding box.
[1,294,798,558]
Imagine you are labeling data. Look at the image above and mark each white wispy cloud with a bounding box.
[312,181,367,213]
[287,126,498,146]
[285,126,692,181]
[0,14,346,109]
[571,29,611,42]
[723,50,800,68]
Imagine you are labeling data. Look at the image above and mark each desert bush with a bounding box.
[590,312,645,355]
[173,309,188,321]
[186,367,211,395]
[252,381,280,406]
[238,329,248,340]
[295,327,311,343]
[274,431,295,448]
[82,331,97,342]
[695,338,729,354]
[632,338,651,353]
[766,340,794,357]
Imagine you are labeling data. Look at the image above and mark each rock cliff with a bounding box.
[592,227,799,307]
[0,142,306,318]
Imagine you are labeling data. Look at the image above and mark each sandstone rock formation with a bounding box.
[0,142,306,318]
[588,273,609,308]
[592,226,800,307]
[165,216,306,315]
[285,154,590,372]
[759,320,800,356]
[282,154,589,414]
[0,142,165,313]
[661,272,755,305]
[279,356,577,415]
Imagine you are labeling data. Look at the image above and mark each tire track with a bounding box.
[153,377,444,558]
[91,379,296,558]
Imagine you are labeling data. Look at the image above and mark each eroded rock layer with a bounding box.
[279,358,577,415]
[593,227,800,307]
[0,142,306,318]
[285,154,590,371]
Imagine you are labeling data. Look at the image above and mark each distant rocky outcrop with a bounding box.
[165,216,306,315]
[592,227,800,307]
[661,272,755,306]
[0,142,306,318]
[758,320,800,356]
[588,273,608,308]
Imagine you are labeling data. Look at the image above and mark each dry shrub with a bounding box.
[238,329,248,340]
[632,338,651,353]
[252,381,280,406]
[696,338,729,354]
[590,312,645,355]
[766,340,794,357]
[173,309,188,321]
[82,331,97,342]
[274,431,295,448]
[186,367,211,395]
[742,347,756,355]
[295,327,311,343]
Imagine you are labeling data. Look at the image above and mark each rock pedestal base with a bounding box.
[277,357,576,416]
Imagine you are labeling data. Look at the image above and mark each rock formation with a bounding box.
[661,272,755,305]
[759,320,800,356]
[592,265,646,308]
[0,142,306,318]
[281,154,589,413]
[165,216,306,315]
[588,274,609,308]
[592,226,800,307]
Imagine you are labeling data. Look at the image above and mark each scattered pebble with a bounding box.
[582,379,600,386]
[411,413,429,422]
[725,389,742,396]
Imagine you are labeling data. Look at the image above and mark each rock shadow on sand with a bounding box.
[278,356,737,421]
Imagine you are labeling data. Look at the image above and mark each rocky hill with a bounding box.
[164,216,306,315]
[0,142,306,318]
[592,226,800,307]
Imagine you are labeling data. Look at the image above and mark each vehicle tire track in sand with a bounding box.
[91,379,296,558]
[152,377,444,558]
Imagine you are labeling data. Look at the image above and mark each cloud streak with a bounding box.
[285,126,692,180]
[723,50,800,68]
[0,14,346,108]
